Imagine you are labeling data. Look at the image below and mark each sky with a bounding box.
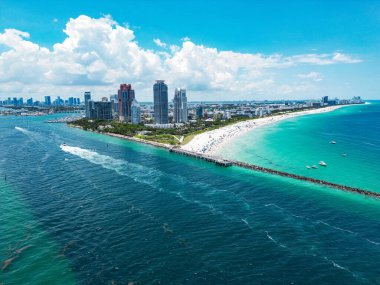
[0,0,379,101]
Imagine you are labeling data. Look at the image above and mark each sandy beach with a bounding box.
[181,105,350,156]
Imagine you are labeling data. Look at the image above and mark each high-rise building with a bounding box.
[89,101,113,120]
[196,105,204,119]
[109,94,119,114]
[84,91,91,118]
[118,84,135,122]
[153,80,168,124]
[26,98,33,105]
[173,88,188,123]
[131,99,141,124]
[322,96,329,104]
[44,96,51,106]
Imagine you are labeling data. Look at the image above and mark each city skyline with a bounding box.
[1,1,379,101]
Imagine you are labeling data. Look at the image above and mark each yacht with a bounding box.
[319,161,327,166]
[342,153,347,157]
[330,141,337,144]
[306,165,311,169]
[312,165,318,169]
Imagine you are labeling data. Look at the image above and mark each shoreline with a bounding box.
[181,105,352,156]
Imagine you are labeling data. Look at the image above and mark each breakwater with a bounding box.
[170,148,379,199]
[170,148,232,166]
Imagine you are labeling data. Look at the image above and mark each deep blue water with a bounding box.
[1,110,380,284]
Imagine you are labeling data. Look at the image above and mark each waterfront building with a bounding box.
[173,88,188,123]
[109,94,119,114]
[255,107,264,117]
[44,96,51,106]
[84,91,91,118]
[118,84,135,122]
[26,98,33,106]
[153,80,168,124]
[90,101,113,120]
[322,96,329,105]
[224,110,231,119]
[131,99,141,124]
[68,97,74,106]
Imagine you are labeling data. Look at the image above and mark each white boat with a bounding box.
[342,153,347,157]
[319,161,327,166]
[312,165,318,169]
[330,141,336,144]
[306,165,311,169]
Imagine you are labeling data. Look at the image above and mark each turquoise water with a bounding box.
[218,102,380,193]
[1,109,380,284]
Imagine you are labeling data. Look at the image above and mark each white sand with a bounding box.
[181,105,350,156]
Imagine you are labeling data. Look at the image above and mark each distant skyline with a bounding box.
[0,0,379,101]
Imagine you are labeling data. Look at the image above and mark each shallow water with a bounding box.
[217,102,380,193]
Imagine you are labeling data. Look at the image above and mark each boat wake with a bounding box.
[59,144,251,222]
[15,126,31,134]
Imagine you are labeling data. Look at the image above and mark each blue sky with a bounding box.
[0,0,379,100]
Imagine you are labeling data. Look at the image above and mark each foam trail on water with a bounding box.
[317,220,357,235]
[15,126,31,134]
[59,145,245,221]
[265,231,287,248]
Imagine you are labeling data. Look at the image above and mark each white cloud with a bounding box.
[153,38,167,48]
[288,53,362,65]
[0,15,362,100]
[297,71,323,82]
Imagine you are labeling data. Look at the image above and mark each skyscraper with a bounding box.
[173,88,188,123]
[84,91,91,118]
[44,96,51,106]
[131,99,141,124]
[118,84,135,122]
[153,80,168,124]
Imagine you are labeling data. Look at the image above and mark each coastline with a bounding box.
[181,105,351,156]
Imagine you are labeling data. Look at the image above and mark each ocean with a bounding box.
[1,103,380,284]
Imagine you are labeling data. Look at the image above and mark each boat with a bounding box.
[330,141,336,144]
[319,161,327,166]
[312,165,318,169]
[342,153,347,157]
[306,165,311,169]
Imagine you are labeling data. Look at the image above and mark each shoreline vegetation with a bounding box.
[69,104,353,154]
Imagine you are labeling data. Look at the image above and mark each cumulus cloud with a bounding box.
[0,15,362,100]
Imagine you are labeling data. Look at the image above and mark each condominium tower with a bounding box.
[153,80,168,124]
[118,84,135,122]
[84,91,91,118]
[173,88,188,123]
